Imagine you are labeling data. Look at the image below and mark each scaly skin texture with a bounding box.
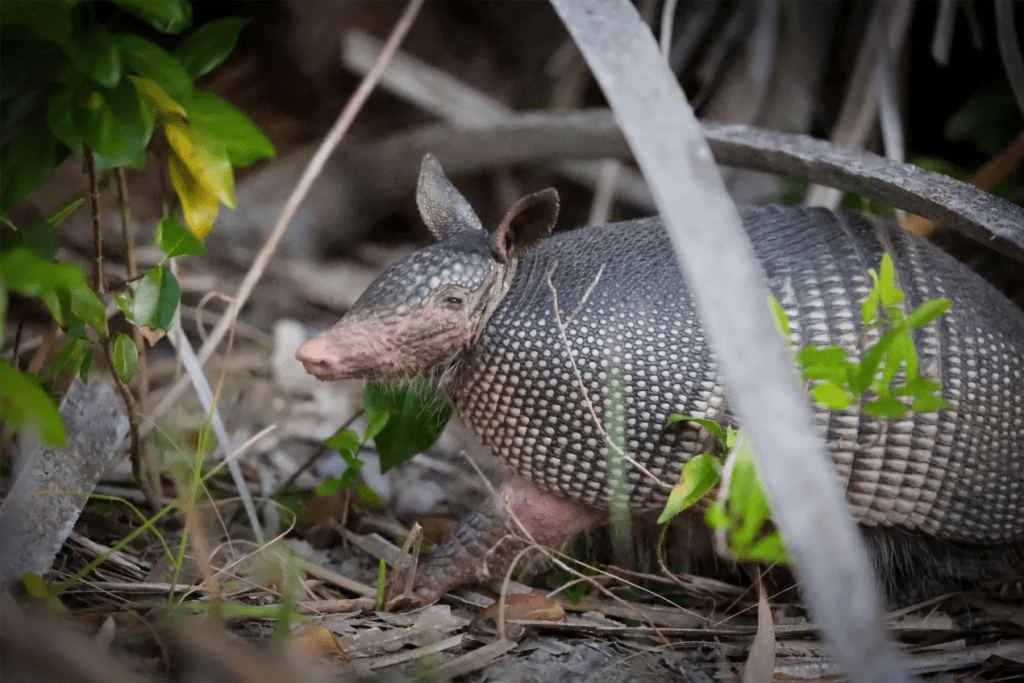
[298,155,1024,602]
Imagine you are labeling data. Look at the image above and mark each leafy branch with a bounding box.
[0,0,273,479]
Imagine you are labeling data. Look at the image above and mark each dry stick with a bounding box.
[551,1,907,680]
[142,0,427,439]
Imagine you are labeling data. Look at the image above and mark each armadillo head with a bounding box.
[296,154,559,383]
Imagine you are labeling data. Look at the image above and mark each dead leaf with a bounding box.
[137,326,166,346]
[743,572,775,683]
[474,592,567,632]
[288,623,349,661]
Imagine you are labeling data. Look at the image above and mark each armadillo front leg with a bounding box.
[402,475,606,605]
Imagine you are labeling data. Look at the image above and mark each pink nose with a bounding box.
[296,337,334,376]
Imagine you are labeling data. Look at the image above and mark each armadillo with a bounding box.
[297,154,1024,601]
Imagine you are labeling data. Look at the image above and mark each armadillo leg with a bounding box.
[405,475,605,604]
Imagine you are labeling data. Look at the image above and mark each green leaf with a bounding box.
[153,216,207,257]
[0,359,66,446]
[0,249,104,334]
[0,279,6,345]
[173,17,249,78]
[115,33,192,101]
[111,0,192,34]
[375,558,387,611]
[657,453,720,524]
[746,532,789,565]
[878,254,902,308]
[63,23,122,87]
[316,477,345,497]
[325,428,361,453]
[704,501,728,529]
[354,482,386,511]
[65,311,86,339]
[186,91,274,167]
[904,298,952,329]
[79,347,94,383]
[133,265,180,331]
[46,85,85,154]
[0,1,74,41]
[729,458,772,551]
[48,338,87,379]
[1,114,69,211]
[811,381,852,410]
[80,80,155,169]
[910,393,949,413]
[853,328,899,394]
[364,381,451,472]
[861,284,880,326]
[896,376,943,398]
[70,284,108,336]
[0,219,59,259]
[364,408,390,442]
[665,414,726,446]
[46,194,87,227]
[797,344,849,384]
[114,289,135,323]
[112,332,139,384]
[767,294,791,343]
[865,395,907,419]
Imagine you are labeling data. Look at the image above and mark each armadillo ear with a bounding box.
[417,154,484,239]
[492,188,560,262]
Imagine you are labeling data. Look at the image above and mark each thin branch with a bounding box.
[101,342,143,491]
[84,147,104,294]
[115,167,159,500]
[142,0,427,439]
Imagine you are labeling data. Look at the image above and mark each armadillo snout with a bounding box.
[295,336,348,381]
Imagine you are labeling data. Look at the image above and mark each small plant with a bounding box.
[780,253,951,418]
[309,380,450,512]
[659,254,953,564]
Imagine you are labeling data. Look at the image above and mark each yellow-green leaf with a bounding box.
[657,453,720,524]
[167,152,219,239]
[164,117,235,208]
[129,76,186,117]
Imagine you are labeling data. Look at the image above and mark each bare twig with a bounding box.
[84,147,104,294]
[142,0,427,438]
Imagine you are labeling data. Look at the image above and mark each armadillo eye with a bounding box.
[444,295,464,307]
